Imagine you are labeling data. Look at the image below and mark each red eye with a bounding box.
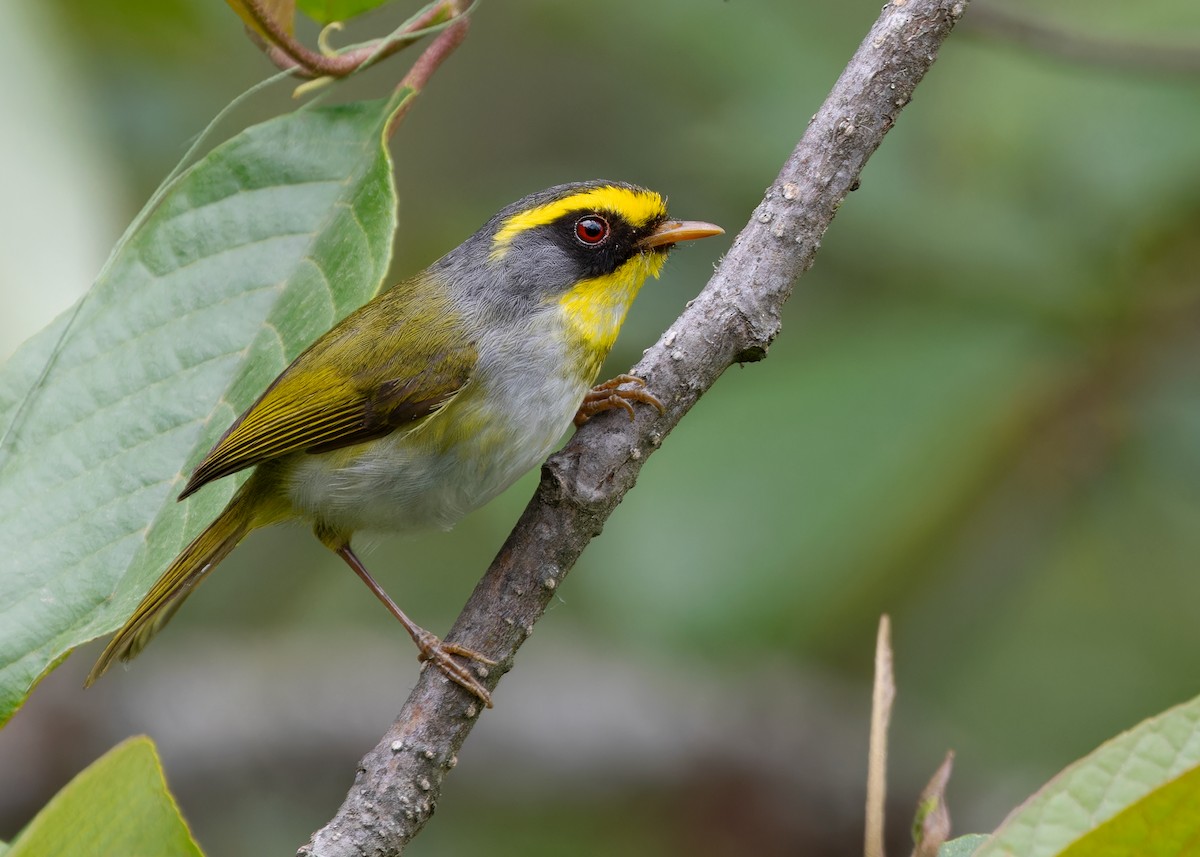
[575,215,610,245]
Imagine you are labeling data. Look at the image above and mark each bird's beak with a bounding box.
[637,219,725,250]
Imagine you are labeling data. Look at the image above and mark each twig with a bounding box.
[965,3,1200,76]
[866,616,896,857]
[297,1,971,854]
[385,13,470,137]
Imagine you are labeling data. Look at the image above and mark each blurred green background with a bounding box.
[3,0,1200,854]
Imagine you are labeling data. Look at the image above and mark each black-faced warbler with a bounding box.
[87,180,723,705]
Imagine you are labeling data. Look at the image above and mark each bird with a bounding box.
[86,180,723,705]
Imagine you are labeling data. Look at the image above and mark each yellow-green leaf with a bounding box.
[7,737,202,857]
[1057,765,1200,857]
[975,694,1200,856]
[297,0,392,25]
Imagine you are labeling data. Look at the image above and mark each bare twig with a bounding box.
[866,616,896,857]
[298,1,971,854]
[965,3,1200,76]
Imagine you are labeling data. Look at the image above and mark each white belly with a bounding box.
[283,329,590,534]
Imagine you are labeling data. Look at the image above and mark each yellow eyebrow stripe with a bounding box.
[490,185,667,259]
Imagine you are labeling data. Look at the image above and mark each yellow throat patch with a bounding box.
[556,250,667,371]
[491,184,671,376]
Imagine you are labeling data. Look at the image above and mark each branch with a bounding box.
[298,0,970,853]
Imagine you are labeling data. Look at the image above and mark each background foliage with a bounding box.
[2,0,1199,854]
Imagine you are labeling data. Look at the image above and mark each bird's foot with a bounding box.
[413,628,497,708]
[574,374,665,427]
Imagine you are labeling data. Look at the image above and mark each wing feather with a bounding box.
[179,277,475,498]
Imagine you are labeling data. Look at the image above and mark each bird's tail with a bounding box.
[86,478,278,686]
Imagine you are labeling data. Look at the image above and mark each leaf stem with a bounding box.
[242,0,469,80]
[241,0,354,77]
[384,11,470,137]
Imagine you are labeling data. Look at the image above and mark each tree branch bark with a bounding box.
[298,1,970,853]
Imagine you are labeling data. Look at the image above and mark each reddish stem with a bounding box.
[386,15,471,138]
[241,0,356,76]
[336,2,456,71]
[241,0,464,80]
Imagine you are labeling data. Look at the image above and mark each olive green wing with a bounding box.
[179,281,476,499]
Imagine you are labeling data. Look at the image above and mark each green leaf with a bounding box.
[0,94,403,724]
[939,834,990,857]
[1059,765,1200,857]
[974,694,1200,857]
[297,0,391,25]
[7,736,203,857]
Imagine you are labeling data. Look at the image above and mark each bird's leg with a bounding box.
[574,373,665,427]
[334,544,496,707]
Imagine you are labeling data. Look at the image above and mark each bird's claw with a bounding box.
[414,631,496,708]
[574,374,665,427]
